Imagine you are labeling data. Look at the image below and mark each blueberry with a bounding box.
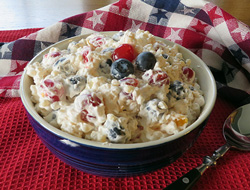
[170,80,183,93]
[102,47,115,54]
[112,31,124,41]
[68,76,86,85]
[54,57,66,66]
[109,126,125,139]
[69,76,81,84]
[107,124,126,143]
[169,80,185,100]
[44,111,57,123]
[99,59,112,69]
[105,117,127,143]
[189,86,194,91]
[135,52,157,71]
[52,113,57,120]
[111,58,134,79]
[162,54,169,59]
[66,76,86,98]
[106,59,112,66]
[146,106,158,117]
[145,99,163,118]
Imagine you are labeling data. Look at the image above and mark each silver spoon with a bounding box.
[165,104,250,190]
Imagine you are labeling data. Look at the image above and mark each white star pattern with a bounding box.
[212,6,224,26]
[0,89,5,95]
[183,6,195,15]
[130,21,142,32]
[0,59,11,76]
[206,40,224,52]
[232,22,250,40]
[0,46,6,57]
[166,29,182,41]
[87,11,104,29]
[215,6,223,16]
[0,43,11,58]
[40,42,48,50]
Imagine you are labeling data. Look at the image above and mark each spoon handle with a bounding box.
[163,168,201,190]
[164,144,231,190]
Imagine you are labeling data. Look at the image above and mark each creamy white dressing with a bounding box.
[26,29,205,143]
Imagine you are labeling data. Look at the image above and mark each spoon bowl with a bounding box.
[224,104,250,151]
[165,104,250,190]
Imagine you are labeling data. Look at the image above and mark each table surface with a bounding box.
[0,0,117,30]
[0,0,249,30]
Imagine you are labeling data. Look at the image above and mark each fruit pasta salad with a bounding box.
[26,29,205,143]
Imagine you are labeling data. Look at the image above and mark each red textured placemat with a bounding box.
[2,97,250,190]
[0,28,42,42]
[1,29,250,190]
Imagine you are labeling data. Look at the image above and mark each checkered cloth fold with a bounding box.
[0,0,249,105]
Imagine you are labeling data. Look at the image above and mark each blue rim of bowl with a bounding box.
[20,31,217,150]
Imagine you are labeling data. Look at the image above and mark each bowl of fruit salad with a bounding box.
[20,30,216,177]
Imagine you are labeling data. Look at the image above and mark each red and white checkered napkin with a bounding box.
[0,0,249,105]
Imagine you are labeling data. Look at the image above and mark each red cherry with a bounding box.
[80,109,96,122]
[80,109,88,122]
[90,95,102,107]
[42,79,65,102]
[120,77,139,87]
[82,94,102,107]
[112,44,136,62]
[89,36,106,48]
[80,93,102,122]
[50,95,60,102]
[121,91,133,100]
[54,87,64,97]
[144,70,170,86]
[82,46,91,63]
[182,67,194,80]
[138,125,144,130]
[50,52,61,57]
[44,79,55,88]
